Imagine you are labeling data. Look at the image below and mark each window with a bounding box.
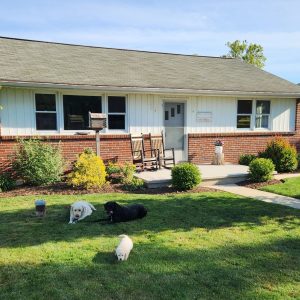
[165,111,169,121]
[108,96,126,130]
[63,95,102,130]
[255,100,270,129]
[237,100,252,128]
[35,94,57,130]
[171,107,175,117]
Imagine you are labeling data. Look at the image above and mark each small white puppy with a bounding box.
[115,235,133,261]
[69,201,96,224]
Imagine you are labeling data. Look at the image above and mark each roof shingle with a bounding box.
[0,37,300,96]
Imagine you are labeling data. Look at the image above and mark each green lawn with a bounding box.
[0,192,299,300]
[260,176,300,199]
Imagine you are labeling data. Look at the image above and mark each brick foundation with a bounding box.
[0,133,156,172]
[0,134,135,172]
[188,131,300,164]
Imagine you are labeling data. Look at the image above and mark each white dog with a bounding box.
[115,235,133,261]
[69,201,96,224]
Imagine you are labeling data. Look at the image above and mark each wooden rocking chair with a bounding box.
[149,131,175,168]
[130,134,159,171]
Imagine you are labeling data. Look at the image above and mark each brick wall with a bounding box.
[188,99,300,164]
[0,134,156,172]
[0,134,135,172]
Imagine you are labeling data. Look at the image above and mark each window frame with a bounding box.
[236,100,253,130]
[60,91,104,134]
[62,94,103,131]
[255,100,271,130]
[34,92,58,133]
[107,95,127,132]
[236,99,272,131]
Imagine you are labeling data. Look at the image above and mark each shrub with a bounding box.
[12,139,64,185]
[0,173,15,192]
[120,163,136,184]
[123,177,145,191]
[106,162,122,177]
[249,158,275,182]
[171,162,201,190]
[297,153,300,169]
[239,154,257,166]
[106,162,136,184]
[68,149,106,189]
[260,137,298,173]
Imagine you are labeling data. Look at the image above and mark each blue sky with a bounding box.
[1,0,299,83]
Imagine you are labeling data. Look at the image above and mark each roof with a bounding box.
[1,36,300,97]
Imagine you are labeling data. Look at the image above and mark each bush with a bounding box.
[13,139,64,185]
[260,137,298,173]
[68,149,106,189]
[106,162,136,184]
[249,158,275,182]
[239,154,257,166]
[119,163,136,184]
[0,173,15,192]
[123,177,145,191]
[297,153,300,170]
[106,162,122,177]
[171,163,201,190]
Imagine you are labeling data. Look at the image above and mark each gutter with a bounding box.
[1,80,300,98]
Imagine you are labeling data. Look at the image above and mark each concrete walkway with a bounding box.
[211,184,300,209]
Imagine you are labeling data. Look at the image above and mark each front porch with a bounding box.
[135,164,249,188]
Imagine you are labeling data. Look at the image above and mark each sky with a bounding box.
[1,0,299,83]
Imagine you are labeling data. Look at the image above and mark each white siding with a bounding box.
[186,96,237,133]
[127,93,163,134]
[0,87,296,135]
[0,88,35,135]
[271,98,295,132]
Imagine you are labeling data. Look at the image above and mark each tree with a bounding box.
[225,40,266,69]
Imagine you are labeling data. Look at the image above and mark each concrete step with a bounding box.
[142,174,249,189]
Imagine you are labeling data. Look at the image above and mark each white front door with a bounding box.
[164,103,185,162]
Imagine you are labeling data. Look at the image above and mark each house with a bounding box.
[1,36,300,171]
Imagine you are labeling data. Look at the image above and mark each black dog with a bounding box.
[103,201,147,223]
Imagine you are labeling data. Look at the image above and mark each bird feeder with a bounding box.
[89,112,107,156]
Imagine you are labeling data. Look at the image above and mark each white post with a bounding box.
[96,130,100,157]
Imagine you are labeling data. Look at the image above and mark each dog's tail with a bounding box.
[89,203,96,211]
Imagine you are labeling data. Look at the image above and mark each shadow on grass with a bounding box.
[1,237,299,299]
[0,193,299,248]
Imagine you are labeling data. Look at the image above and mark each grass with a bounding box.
[0,192,299,300]
[260,176,300,199]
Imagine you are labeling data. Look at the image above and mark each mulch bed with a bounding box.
[237,179,283,189]
[0,182,217,198]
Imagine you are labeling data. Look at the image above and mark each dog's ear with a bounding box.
[81,205,86,215]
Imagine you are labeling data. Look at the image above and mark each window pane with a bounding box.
[63,95,102,130]
[256,101,270,114]
[35,94,56,111]
[108,115,125,130]
[165,111,169,121]
[171,108,175,117]
[237,100,252,114]
[256,115,269,128]
[36,113,57,130]
[108,96,126,113]
[237,115,251,128]
[177,105,181,114]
